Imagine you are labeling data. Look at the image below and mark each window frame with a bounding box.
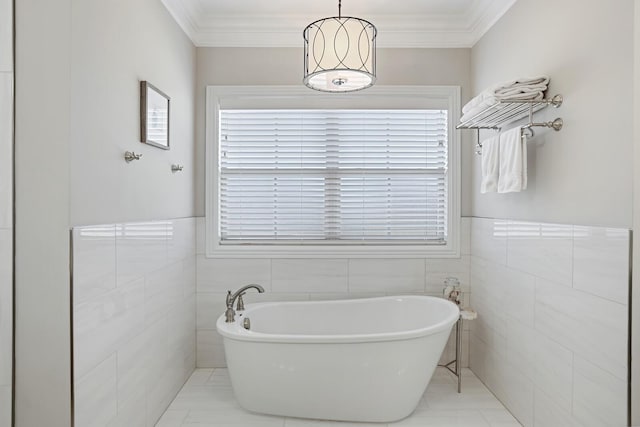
[205,85,461,258]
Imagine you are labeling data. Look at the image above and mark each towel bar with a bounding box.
[465,94,563,156]
[457,94,563,130]
[475,126,536,155]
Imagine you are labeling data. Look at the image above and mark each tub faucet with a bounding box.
[225,284,265,322]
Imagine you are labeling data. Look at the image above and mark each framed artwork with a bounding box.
[140,81,170,150]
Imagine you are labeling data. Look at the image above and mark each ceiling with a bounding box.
[160,0,518,48]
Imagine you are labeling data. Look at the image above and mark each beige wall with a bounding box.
[471,0,633,228]
[70,0,197,226]
[0,0,11,425]
[633,2,640,424]
[194,47,473,217]
[15,0,197,425]
[15,0,72,424]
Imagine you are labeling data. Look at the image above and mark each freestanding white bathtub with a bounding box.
[216,295,459,423]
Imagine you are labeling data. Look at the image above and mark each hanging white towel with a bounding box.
[480,135,500,194]
[497,127,528,193]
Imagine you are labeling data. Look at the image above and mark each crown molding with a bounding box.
[464,0,517,43]
[160,0,203,42]
[162,0,518,49]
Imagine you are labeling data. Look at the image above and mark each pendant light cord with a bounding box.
[338,0,342,18]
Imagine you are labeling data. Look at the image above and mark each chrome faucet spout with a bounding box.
[224,284,265,322]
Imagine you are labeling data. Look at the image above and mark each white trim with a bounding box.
[160,0,202,44]
[161,0,517,48]
[205,85,461,258]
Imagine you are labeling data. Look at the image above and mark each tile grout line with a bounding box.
[505,219,510,268]
[627,228,633,427]
[112,224,121,425]
[570,224,575,289]
[423,258,427,293]
[346,258,351,293]
[570,351,575,420]
[269,257,273,291]
[69,229,75,427]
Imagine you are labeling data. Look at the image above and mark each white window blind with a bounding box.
[218,109,448,244]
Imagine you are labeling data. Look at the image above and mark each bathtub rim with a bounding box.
[216,295,460,344]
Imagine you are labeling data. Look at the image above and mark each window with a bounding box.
[206,86,460,257]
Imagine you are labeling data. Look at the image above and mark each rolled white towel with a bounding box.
[494,83,548,98]
[488,75,549,92]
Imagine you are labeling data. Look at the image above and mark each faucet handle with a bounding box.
[236,292,246,311]
[226,290,233,307]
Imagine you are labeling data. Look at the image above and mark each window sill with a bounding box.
[205,242,460,259]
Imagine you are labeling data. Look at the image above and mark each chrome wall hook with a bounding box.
[171,164,184,173]
[124,151,142,163]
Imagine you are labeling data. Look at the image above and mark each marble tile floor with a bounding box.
[156,367,521,427]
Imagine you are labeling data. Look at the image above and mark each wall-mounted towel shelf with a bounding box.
[456,94,563,130]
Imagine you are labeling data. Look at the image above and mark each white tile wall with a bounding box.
[74,277,146,379]
[196,257,271,293]
[507,221,574,287]
[75,355,118,427]
[469,217,630,427]
[572,226,629,304]
[0,385,10,427]
[72,224,116,304]
[73,218,197,427]
[195,217,473,369]
[0,0,12,424]
[572,356,627,427]
[272,259,348,293]
[426,256,471,293]
[116,222,170,286]
[532,333,573,413]
[0,230,10,427]
[532,387,576,427]
[0,230,11,390]
[471,218,507,265]
[348,258,426,292]
[535,277,627,380]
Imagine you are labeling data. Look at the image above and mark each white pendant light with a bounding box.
[303,0,377,92]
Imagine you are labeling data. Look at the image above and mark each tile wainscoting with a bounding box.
[195,217,473,369]
[469,218,629,427]
[72,218,197,427]
[0,230,10,427]
[69,215,630,427]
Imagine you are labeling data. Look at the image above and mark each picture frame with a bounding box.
[140,81,170,150]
